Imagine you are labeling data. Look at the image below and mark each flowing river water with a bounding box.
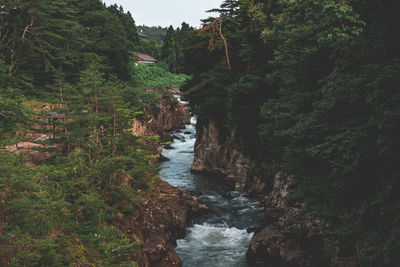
[159,96,264,266]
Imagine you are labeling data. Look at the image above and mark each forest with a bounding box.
[0,0,188,265]
[136,25,168,43]
[1,0,399,266]
[177,0,400,266]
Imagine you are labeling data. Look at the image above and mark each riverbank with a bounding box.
[127,90,210,265]
[128,179,207,266]
[189,115,362,266]
[160,108,265,266]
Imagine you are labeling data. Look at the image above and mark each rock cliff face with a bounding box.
[192,117,361,267]
[246,172,324,266]
[129,93,209,266]
[191,119,314,265]
[127,93,203,266]
[131,95,191,164]
[120,179,207,267]
[131,96,191,142]
[191,117,267,195]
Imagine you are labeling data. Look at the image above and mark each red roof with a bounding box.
[135,53,157,62]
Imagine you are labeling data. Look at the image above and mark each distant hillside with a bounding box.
[137,25,168,43]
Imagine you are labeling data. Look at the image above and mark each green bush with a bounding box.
[132,64,189,91]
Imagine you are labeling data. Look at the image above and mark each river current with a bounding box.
[160,96,264,266]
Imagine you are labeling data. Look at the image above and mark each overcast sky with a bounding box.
[102,0,223,28]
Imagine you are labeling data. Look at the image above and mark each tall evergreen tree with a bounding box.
[107,4,140,48]
[161,26,178,72]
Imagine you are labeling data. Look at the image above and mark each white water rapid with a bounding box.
[160,96,264,266]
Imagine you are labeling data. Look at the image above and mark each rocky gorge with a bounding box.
[128,92,208,266]
[4,93,205,267]
[7,92,361,266]
[138,96,319,266]
[131,95,191,143]
[190,116,362,266]
[126,179,207,267]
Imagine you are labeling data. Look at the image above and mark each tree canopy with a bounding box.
[0,1,188,265]
[181,0,400,265]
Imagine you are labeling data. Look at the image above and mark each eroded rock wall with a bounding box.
[128,93,204,266]
[191,117,267,195]
[131,96,190,142]
[131,95,191,164]
[246,172,324,266]
[120,179,207,267]
[192,117,361,267]
[191,117,314,265]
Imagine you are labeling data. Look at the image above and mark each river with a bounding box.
[159,96,264,266]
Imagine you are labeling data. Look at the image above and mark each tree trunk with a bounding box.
[219,19,231,70]
[22,17,34,40]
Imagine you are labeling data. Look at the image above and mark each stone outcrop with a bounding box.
[131,96,190,142]
[191,118,305,265]
[246,172,324,266]
[190,119,314,265]
[191,117,267,195]
[117,179,208,267]
[191,120,322,265]
[5,133,58,167]
[125,92,204,265]
[192,117,361,267]
[130,93,191,164]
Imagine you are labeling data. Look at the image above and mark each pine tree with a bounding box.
[107,4,140,48]
[161,26,178,72]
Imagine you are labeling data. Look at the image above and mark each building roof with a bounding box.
[135,53,157,62]
[138,32,149,39]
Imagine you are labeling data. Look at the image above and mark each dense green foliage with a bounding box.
[133,64,189,91]
[2,0,399,265]
[0,1,186,265]
[136,25,168,43]
[182,0,400,265]
[160,23,194,73]
[0,140,151,265]
[134,25,169,60]
[136,23,194,73]
[108,4,140,46]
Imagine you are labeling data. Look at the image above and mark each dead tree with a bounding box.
[199,17,231,70]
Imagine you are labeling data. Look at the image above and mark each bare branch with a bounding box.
[22,17,34,40]
[198,17,231,70]
[218,18,231,69]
